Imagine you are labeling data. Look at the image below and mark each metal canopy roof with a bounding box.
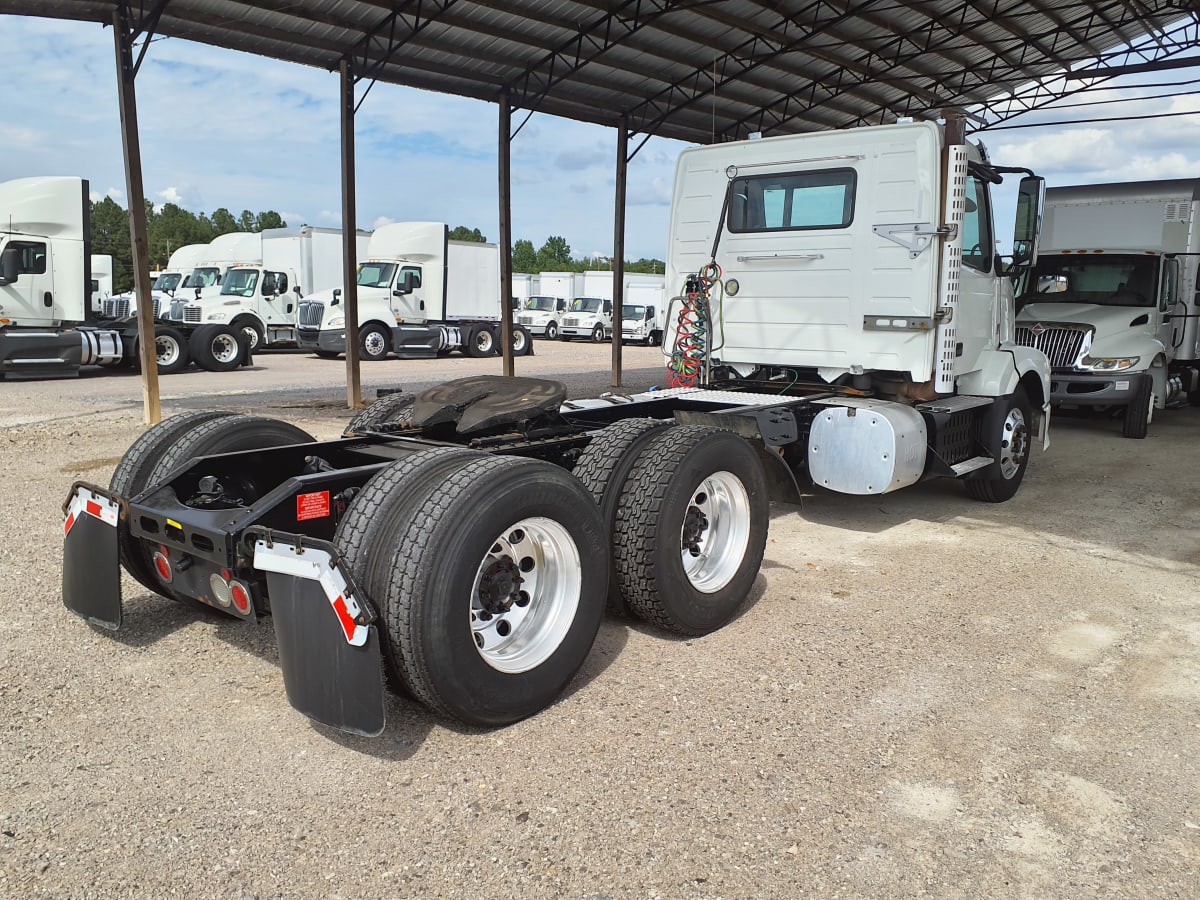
[4,1,1199,145]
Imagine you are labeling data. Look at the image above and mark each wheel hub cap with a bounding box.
[679,471,751,594]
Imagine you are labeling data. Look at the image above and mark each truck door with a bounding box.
[0,239,53,321]
[389,265,424,320]
[1160,256,1181,354]
[953,173,998,376]
[260,270,294,326]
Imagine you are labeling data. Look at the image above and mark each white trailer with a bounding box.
[1015,179,1200,438]
[511,273,538,308]
[297,222,530,360]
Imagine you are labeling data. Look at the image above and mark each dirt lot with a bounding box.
[2,342,1198,898]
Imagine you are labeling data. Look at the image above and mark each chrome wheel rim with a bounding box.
[363,330,387,358]
[473,330,493,353]
[998,407,1029,479]
[470,517,581,674]
[240,325,261,350]
[155,335,180,366]
[679,471,751,593]
[211,333,240,364]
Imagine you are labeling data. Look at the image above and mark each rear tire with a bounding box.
[571,418,674,615]
[381,455,608,725]
[333,447,486,695]
[148,414,315,486]
[965,388,1033,502]
[512,325,531,356]
[343,392,415,436]
[109,411,236,595]
[154,326,190,375]
[1121,373,1153,439]
[613,426,769,636]
[189,324,243,372]
[465,325,497,358]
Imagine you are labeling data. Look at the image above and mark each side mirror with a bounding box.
[1011,175,1045,270]
[646,305,655,321]
[293,285,302,296]
[0,247,19,285]
[194,286,202,300]
[331,287,342,306]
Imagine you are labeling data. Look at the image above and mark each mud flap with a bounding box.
[252,537,385,737]
[62,483,122,630]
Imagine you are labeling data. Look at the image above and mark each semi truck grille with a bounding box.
[184,305,201,324]
[1014,324,1089,368]
[563,316,579,327]
[517,314,533,326]
[298,302,324,328]
[103,298,130,318]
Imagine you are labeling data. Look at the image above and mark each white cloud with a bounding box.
[156,186,184,206]
[373,215,397,229]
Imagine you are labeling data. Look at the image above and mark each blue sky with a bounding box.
[2,14,1198,261]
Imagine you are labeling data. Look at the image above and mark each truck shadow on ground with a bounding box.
[101,583,635,760]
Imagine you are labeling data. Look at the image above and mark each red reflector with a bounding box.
[64,512,76,536]
[331,595,357,642]
[153,552,172,583]
[230,581,252,614]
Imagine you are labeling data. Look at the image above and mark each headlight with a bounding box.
[1080,355,1139,371]
[326,316,345,328]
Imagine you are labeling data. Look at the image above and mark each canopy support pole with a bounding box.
[340,57,363,409]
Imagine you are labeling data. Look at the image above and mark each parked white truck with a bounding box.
[89,254,113,313]
[1014,179,1200,438]
[180,227,366,350]
[0,176,248,376]
[102,243,210,319]
[516,294,568,338]
[64,120,1050,737]
[619,281,666,345]
[297,222,530,360]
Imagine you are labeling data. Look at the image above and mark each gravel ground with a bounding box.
[1,342,1198,898]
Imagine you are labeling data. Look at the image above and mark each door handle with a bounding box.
[734,252,824,262]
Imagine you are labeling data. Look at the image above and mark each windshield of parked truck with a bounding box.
[357,262,396,289]
[155,273,182,292]
[525,296,556,312]
[220,268,260,297]
[571,297,603,313]
[189,267,221,288]
[1019,254,1158,308]
[622,305,646,320]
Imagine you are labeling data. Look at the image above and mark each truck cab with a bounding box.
[559,296,613,342]
[297,259,423,360]
[516,294,567,339]
[620,302,663,345]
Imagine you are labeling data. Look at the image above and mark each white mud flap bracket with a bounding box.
[249,529,385,737]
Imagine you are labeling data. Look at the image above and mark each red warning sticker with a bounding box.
[296,490,331,521]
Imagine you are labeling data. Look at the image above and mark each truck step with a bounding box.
[917,395,993,414]
[951,455,993,476]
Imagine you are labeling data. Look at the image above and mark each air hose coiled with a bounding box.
[665,262,722,388]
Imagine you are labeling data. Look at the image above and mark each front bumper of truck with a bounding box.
[297,327,347,354]
[1048,370,1143,406]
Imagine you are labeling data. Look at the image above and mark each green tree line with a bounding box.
[455,228,664,275]
[90,197,287,292]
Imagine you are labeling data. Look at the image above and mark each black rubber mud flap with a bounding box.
[62,483,123,630]
[252,537,385,737]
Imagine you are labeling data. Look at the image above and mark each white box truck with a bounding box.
[297,222,531,360]
[65,120,1053,737]
[1014,179,1200,438]
[182,227,367,350]
[516,294,569,338]
[619,280,666,345]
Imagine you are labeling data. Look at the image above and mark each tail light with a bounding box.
[153,546,173,583]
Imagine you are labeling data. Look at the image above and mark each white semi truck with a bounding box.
[183,227,367,350]
[0,176,249,376]
[64,120,1050,737]
[102,243,210,319]
[89,254,113,313]
[1014,179,1200,438]
[297,222,530,360]
[560,272,666,341]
